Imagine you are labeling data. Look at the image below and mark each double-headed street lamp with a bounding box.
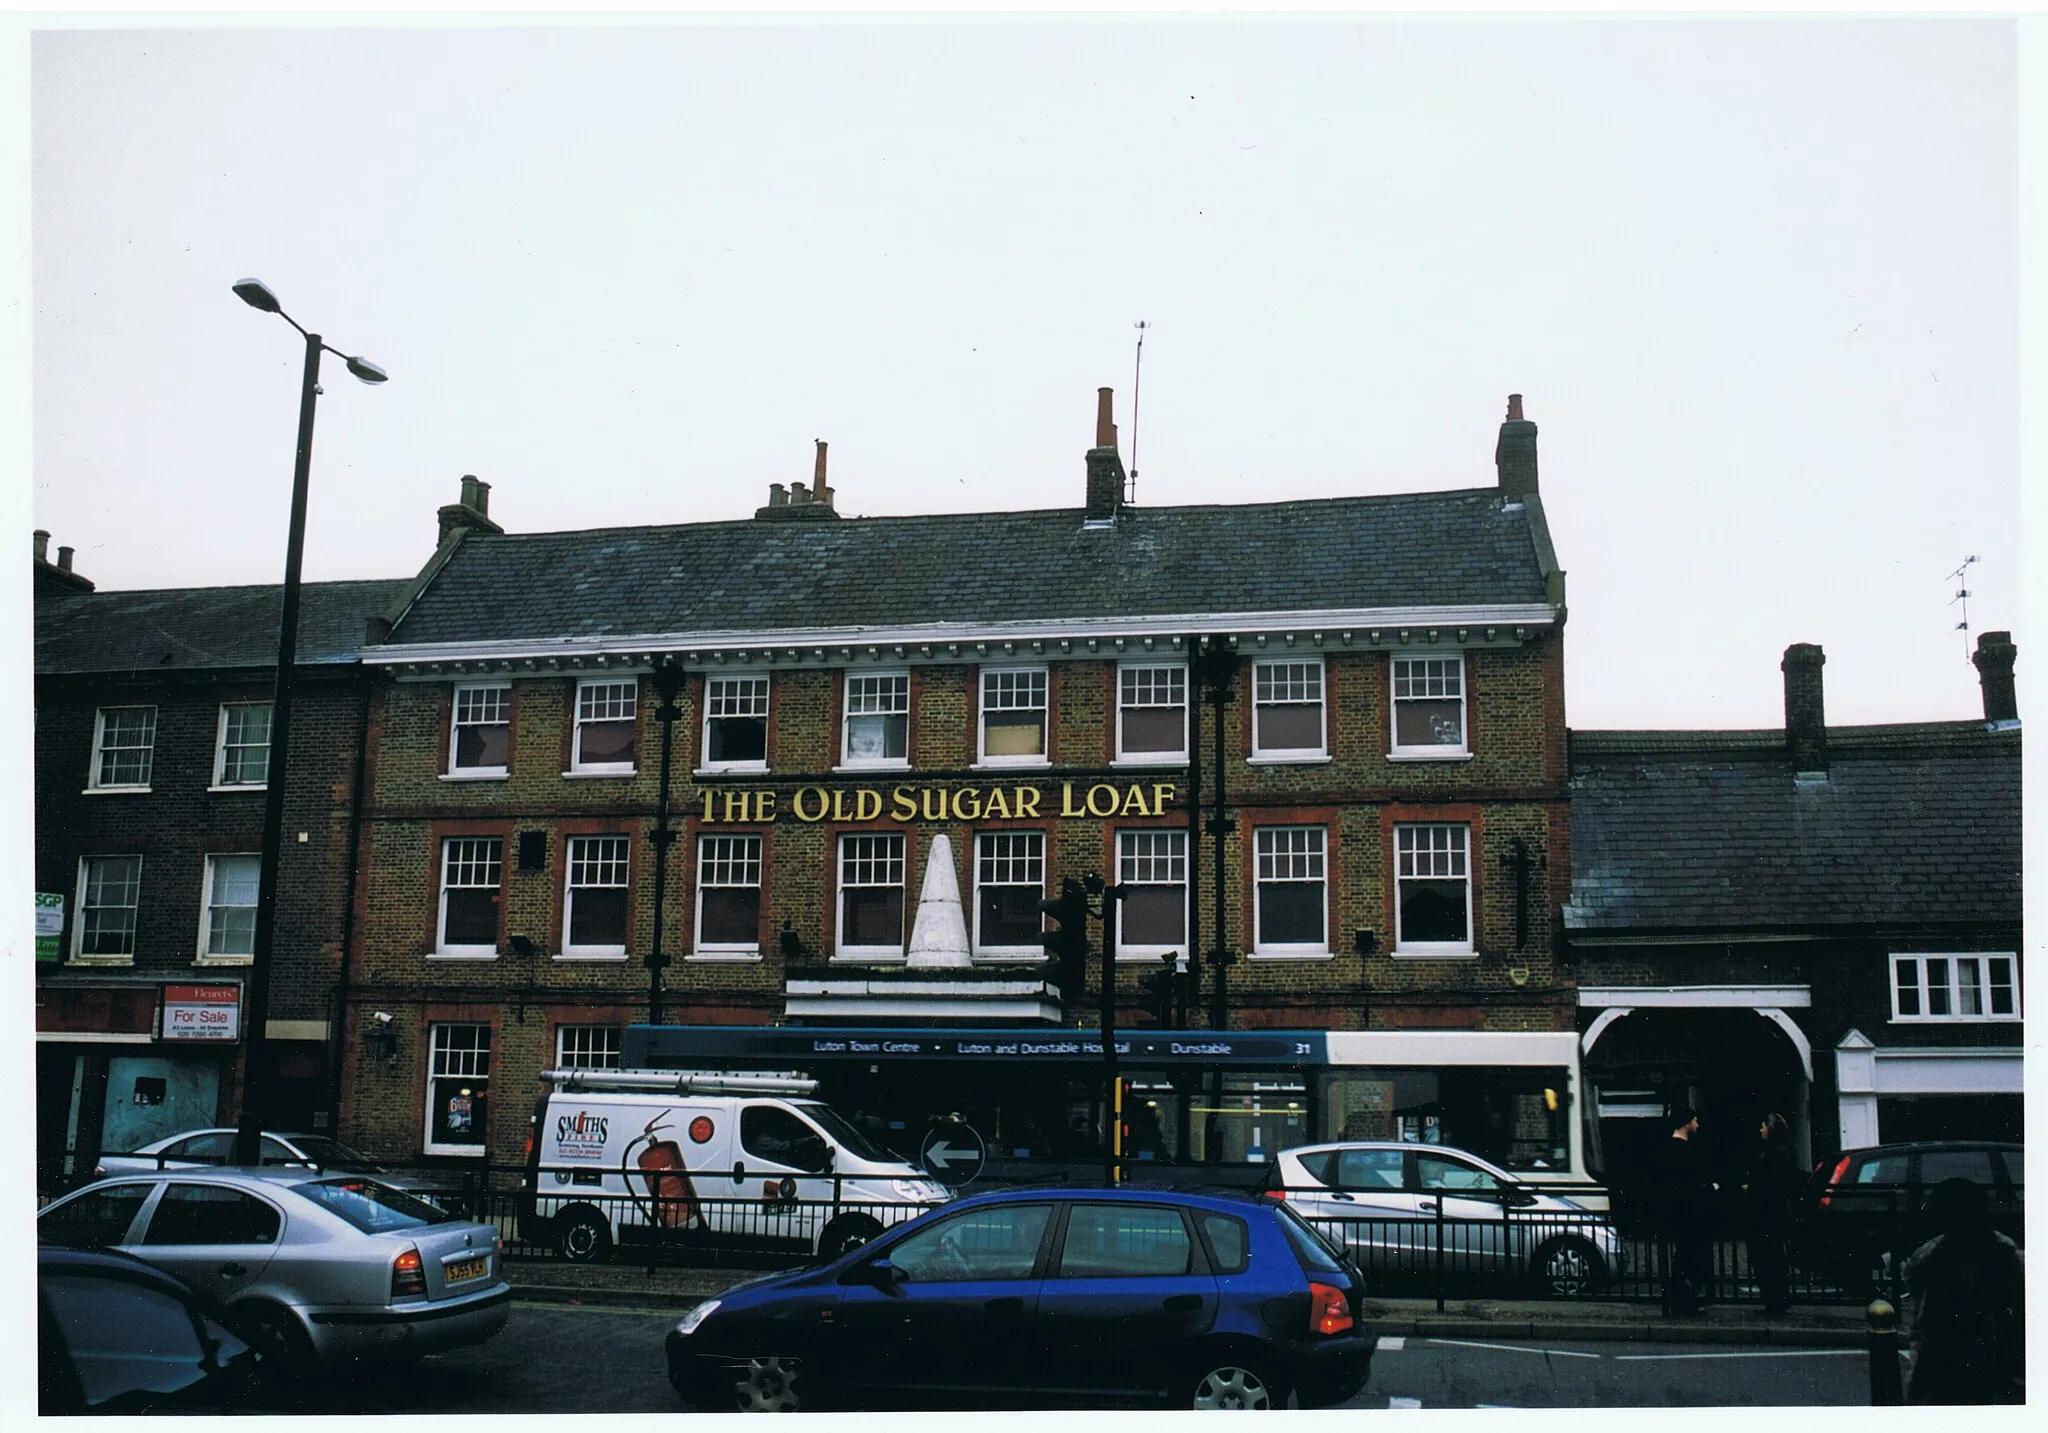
[230,278,386,1166]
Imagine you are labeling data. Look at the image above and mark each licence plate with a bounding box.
[444,1256,489,1285]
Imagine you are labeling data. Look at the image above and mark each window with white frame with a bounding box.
[1255,827,1328,952]
[1251,660,1325,757]
[1117,830,1187,957]
[979,668,1048,764]
[1891,954,2021,1022]
[703,676,770,770]
[426,1023,490,1154]
[1391,656,1467,755]
[975,831,1045,953]
[696,834,763,954]
[74,855,142,959]
[200,854,260,961]
[843,673,910,766]
[556,1024,622,1070]
[837,833,906,956]
[89,706,157,789]
[1118,664,1188,761]
[437,837,503,955]
[213,703,273,787]
[563,836,630,955]
[1395,824,1472,954]
[450,684,511,775]
[572,679,638,772]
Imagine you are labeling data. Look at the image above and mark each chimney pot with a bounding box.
[471,478,491,518]
[1972,630,2019,724]
[1095,388,1116,450]
[1782,642,1828,775]
[32,530,49,563]
[768,482,789,508]
[1507,393,1524,421]
[791,482,809,505]
[57,546,75,572]
[438,474,506,545]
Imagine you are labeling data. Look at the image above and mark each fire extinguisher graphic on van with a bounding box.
[623,1114,702,1230]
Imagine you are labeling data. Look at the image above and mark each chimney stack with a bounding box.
[1495,393,1539,501]
[437,474,505,546]
[1782,643,1828,776]
[1085,387,1126,523]
[31,528,94,593]
[754,444,843,521]
[1972,631,2018,724]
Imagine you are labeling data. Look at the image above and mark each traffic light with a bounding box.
[1138,965,1176,1027]
[1040,876,1091,991]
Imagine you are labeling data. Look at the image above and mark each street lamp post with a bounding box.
[230,278,385,1167]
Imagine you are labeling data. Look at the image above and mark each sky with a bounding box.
[20,13,2026,732]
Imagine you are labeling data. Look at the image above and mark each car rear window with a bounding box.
[1852,1153,1907,1185]
[299,1179,453,1233]
[1196,1211,1251,1275]
[1272,1201,1347,1274]
[1997,1151,2023,1189]
[1291,1150,1339,1187]
[1918,1149,1997,1187]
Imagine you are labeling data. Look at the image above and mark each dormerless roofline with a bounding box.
[363,602,1561,671]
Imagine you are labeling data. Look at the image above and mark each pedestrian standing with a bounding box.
[1742,1112,1798,1315]
[1658,1104,1715,1315]
[1902,1177,2025,1404]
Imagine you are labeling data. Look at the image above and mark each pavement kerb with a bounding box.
[503,1263,1870,1347]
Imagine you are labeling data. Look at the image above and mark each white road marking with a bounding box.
[1475,1404,1518,1408]
[1424,1337,1602,1359]
[1612,1350,1865,1361]
[1388,1396,1424,1408]
[1376,1335,1407,1351]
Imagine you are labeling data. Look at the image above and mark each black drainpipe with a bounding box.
[645,660,685,1027]
[326,669,376,1131]
[1204,639,1237,1031]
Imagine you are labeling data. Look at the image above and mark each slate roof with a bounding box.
[382,488,1553,648]
[35,579,413,676]
[1565,723,2022,934]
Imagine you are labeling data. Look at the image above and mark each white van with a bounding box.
[518,1069,952,1263]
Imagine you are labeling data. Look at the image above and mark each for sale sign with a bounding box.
[35,893,64,963]
[161,984,242,1041]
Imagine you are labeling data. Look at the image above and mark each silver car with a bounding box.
[36,1167,510,1368]
[1270,1141,1623,1298]
[94,1128,460,1209]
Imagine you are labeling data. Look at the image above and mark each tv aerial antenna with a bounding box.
[1128,320,1148,505]
[1948,555,1980,660]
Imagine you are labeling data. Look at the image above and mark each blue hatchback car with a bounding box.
[666,1185,1374,1411]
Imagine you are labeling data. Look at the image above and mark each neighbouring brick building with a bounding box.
[337,391,1575,1172]
[1564,634,2023,1191]
[31,530,407,1189]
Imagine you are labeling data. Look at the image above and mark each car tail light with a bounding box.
[1818,1155,1853,1208]
[392,1247,427,1299]
[1308,1281,1353,1336]
[1261,1188,1288,1202]
[522,1130,534,1165]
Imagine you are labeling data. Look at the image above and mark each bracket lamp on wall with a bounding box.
[507,935,539,960]
[362,1010,399,1065]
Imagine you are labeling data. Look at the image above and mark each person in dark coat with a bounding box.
[1902,1177,2025,1404]
[1742,1113,1799,1314]
[1657,1104,1715,1315]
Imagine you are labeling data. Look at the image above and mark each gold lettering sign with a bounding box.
[699,780,1178,825]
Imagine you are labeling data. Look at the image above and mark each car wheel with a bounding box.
[240,1301,318,1380]
[816,1214,883,1261]
[1184,1356,1282,1410]
[557,1207,613,1263]
[1533,1237,1605,1299]
[732,1355,804,1413]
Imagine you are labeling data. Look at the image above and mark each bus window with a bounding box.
[1324,1068,1570,1173]
[1186,1075,1309,1164]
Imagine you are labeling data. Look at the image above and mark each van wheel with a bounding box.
[557,1207,613,1263]
[817,1215,883,1261]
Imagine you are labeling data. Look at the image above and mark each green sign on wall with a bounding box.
[35,892,64,963]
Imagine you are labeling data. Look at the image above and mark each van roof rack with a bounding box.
[539,1068,819,1096]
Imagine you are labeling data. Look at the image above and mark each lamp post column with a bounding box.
[234,329,323,1167]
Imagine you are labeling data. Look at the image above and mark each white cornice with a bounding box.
[363,603,1561,673]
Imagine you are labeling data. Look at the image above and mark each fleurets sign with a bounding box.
[160,985,241,1042]
[698,779,1180,826]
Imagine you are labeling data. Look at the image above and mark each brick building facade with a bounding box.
[31,531,406,1188]
[336,393,1574,1170]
